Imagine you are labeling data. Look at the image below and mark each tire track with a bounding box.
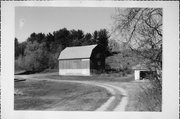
[94,83,128,111]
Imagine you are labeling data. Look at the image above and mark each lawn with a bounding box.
[14,80,111,111]
[35,73,134,82]
[14,72,162,111]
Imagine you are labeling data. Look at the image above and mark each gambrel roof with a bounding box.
[58,44,97,60]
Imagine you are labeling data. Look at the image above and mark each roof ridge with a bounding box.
[66,44,97,48]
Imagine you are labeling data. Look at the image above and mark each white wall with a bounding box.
[134,70,140,80]
[59,59,90,76]
[59,69,90,76]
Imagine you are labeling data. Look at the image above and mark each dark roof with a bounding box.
[58,45,97,60]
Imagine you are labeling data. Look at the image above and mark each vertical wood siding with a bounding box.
[59,59,89,69]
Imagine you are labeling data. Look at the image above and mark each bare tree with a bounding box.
[113,8,162,82]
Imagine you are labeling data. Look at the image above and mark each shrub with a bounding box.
[23,50,49,72]
[48,53,59,69]
[15,55,25,71]
[21,41,50,72]
[105,53,135,76]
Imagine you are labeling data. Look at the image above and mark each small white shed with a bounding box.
[132,64,153,81]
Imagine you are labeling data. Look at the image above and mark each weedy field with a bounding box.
[117,81,162,111]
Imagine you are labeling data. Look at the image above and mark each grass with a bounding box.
[136,82,162,111]
[115,81,162,111]
[37,74,134,83]
[14,80,111,111]
[15,72,162,111]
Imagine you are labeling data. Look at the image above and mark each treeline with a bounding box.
[15,28,111,72]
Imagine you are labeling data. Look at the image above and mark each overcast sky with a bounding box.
[15,7,116,42]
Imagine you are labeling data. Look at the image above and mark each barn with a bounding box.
[58,44,105,76]
[132,64,156,80]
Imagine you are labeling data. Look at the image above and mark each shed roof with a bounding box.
[132,64,157,71]
[132,64,149,70]
[58,44,97,60]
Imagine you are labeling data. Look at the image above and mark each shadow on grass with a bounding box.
[15,71,41,75]
[44,74,134,83]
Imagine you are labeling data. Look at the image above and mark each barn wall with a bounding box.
[59,59,90,75]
